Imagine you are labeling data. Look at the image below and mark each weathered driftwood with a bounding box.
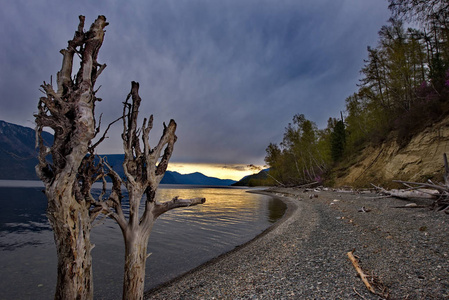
[36,16,206,300]
[296,181,319,189]
[372,154,449,211]
[347,251,376,294]
[393,204,428,208]
[347,250,389,298]
[35,15,108,300]
[375,186,439,200]
[98,82,205,300]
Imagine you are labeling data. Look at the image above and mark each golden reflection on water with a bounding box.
[144,186,286,291]
[0,185,285,300]
[155,187,265,219]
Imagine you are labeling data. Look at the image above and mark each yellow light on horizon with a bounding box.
[167,163,264,181]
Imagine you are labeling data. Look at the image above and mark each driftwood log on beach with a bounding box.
[347,251,376,294]
[372,154,449,212]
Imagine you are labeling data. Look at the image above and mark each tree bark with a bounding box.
[35,15,205,299]
[50,194,94,299]
[120,196,205,300]
[35,15,108,299]
[99,82,206,299]
[122,225,151,300]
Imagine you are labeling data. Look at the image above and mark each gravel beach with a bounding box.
[145,187,449,299]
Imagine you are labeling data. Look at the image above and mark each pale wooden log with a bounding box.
[393,180,447,193]
[393,204,428,208]
[372,183,439,200]
[383,188,439,199]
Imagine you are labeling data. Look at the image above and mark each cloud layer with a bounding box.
[0,0,390,164]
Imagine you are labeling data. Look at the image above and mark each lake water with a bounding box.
[0,181,285,300]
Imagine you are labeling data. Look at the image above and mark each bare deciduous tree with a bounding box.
[36,16,205,300]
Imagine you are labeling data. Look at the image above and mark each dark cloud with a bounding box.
[220,165,249,172]
[0,0,390,165]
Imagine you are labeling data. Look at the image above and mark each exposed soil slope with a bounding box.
[333,116,449,188]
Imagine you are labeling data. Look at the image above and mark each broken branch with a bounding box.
[347,250,376,294]
[153,197,206,218]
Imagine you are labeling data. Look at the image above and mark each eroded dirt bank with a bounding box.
[333,116,449,188]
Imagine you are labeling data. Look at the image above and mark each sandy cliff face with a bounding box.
[333,116,449,188]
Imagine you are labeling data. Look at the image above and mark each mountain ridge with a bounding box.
[0,120,236,185]
[0,120,53,180]
[232,169,269,187]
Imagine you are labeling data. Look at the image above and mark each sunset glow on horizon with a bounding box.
[167,162,264,181]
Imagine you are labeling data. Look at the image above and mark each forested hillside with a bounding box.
[263,0,449,187]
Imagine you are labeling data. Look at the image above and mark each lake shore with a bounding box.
[145,187,449,299]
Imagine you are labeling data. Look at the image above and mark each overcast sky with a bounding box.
[0,0,391,167]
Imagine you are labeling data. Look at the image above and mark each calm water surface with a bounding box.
[0,181,285,300]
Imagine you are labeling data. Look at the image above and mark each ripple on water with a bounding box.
[0,185,285,300]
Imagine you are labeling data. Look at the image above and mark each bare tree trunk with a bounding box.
[49,193,94,299]
[35,15,108,299]
[122,225,152,300]
[123,218,152,300]
[123,244,148,300]
[36,15,205,300]
[100,82,206,299]
[119,187,153,300]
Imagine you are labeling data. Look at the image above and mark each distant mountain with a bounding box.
[100,154,235,185]
[161,171,236,186]
[0,121,236,185]
[0,120,52,180]
[100,155,235,185]
[232,169,269,186]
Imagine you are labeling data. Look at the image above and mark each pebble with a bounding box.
[145,188,449,299]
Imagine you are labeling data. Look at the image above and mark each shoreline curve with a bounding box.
[144,189,298,297]
[145,187,449,299]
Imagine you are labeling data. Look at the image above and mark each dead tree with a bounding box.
[99,81,206,300]
[35,15,108,299]
[36,16,205,299]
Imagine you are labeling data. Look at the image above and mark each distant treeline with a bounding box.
[263,0,449,186]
